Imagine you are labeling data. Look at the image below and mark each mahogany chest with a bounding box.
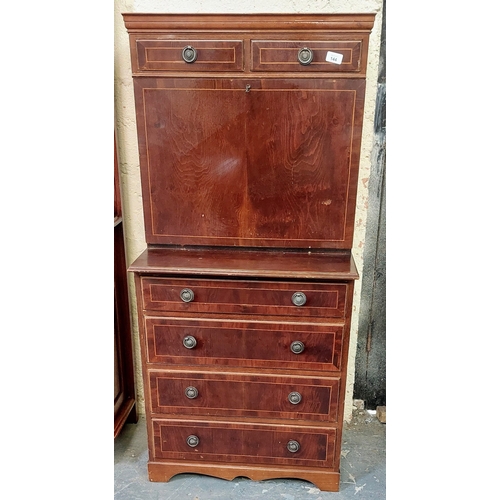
[124,13,375,491]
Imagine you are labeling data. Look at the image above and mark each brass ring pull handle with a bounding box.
[185,386,199,399]
[291,292,307,306]
[180,288,195,302]
[183,335,197,349]
[287,440,300,453]
[290,341,305,354]
[297,47,313,65]
[288,391,302,405]
[186,435,199,447]
[182,45,197,63]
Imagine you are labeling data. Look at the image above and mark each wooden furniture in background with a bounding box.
[124,13,375,491]
[114,133,138,437]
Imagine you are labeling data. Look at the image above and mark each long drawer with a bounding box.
[152,418,337,468]
[140,277,347,318]
[149,370,340,422]
[145,316,344,371]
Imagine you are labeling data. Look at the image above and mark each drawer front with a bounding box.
[152,419,336,468]
[135,39,244,72]
[251,40,362,72]
[149,371,340,422]
[145,317,344,371]
[141,277,347,318]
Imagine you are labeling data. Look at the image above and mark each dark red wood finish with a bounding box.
[132,264,357,490]
[136,39,244,72]
[129,246,358,280]
[123,13,375,33]
[114,134,138,437]
[149,370,340,422]
[251,40,363,73]
[152,419,337,468]
[124,13,375,492]
[133,77,365,248]
[141,276,347,318]
[144,317,345,371]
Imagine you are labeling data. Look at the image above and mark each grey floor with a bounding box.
[114,409,386,499]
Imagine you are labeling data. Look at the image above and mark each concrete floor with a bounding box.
[114,409,386,499]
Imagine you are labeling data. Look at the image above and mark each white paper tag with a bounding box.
[325,51,343,65]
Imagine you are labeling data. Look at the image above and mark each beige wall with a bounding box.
[114,0,384,421]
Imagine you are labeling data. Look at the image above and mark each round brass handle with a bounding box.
[297,47,313,65]
[182,45,197,63]
[287,440,300,453]
[185,386,199,399]
[288,391,302,405]
[290,341,305,354]
[291,292,307,306]
[186,435,199,447]
[180,288,195,302]
[183,335,197,349]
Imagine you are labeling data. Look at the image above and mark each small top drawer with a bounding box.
[140,277,347,318]
[134,39,244,72]
[251,40,362,73]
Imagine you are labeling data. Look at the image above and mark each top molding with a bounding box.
[122,13,376,32]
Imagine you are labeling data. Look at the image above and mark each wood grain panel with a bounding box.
[129,246,359,280]
[149,371,340,422]
[133,77,365,248]
[245,84,357,244]
[152,419,336,468]
[123,13,376,34]
[251,40,362,72]
[141,277,347,318]
[145,317,344,371]
[135,39,244,72]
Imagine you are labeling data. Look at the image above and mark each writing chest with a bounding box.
[124,13,375,491]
